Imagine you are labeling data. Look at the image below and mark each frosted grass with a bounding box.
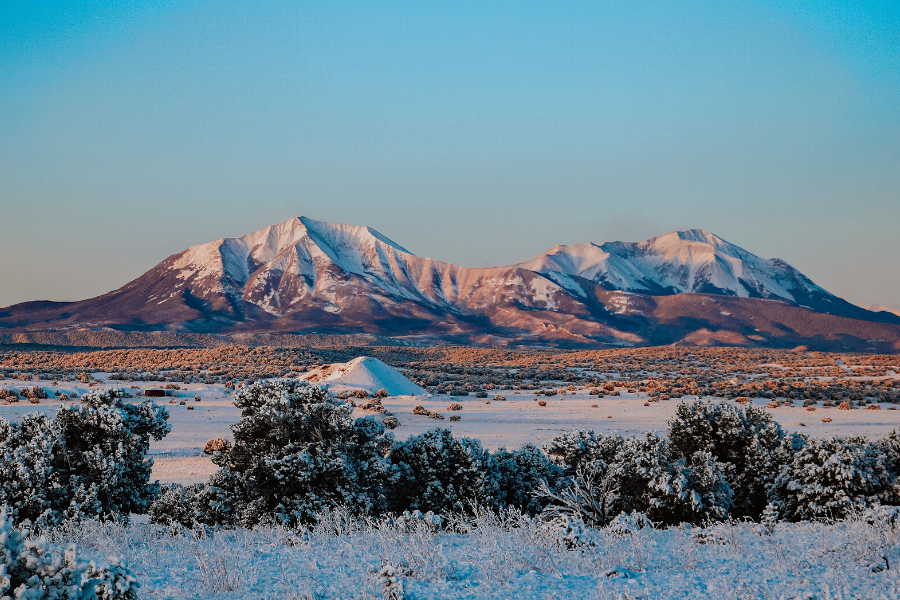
[46,509,900,600]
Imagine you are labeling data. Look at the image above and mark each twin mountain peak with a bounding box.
[4,217,899,350]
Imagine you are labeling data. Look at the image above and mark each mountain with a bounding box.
[517,229,881,321]
[2,217,899,352]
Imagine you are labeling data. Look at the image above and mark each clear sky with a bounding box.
[2,1,898,310]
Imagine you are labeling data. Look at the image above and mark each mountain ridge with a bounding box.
[2,216,898,352]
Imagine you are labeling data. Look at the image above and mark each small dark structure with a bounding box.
[145,389,166,397]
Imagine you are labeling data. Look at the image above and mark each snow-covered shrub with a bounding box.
[0,505,139,599]
[537,463,621,528]
[667,400,787,519]
[389,428,499,515]
[618,434,733,526]
[539,511,590,549]
[376,563,406,600]
[544,429,623,476]
[607,510,654,536]
[164,379,394,528]
[54,388,171,520]
[0,388,169,528]
[148,483,206,527]
[770,435,898,521]
[393,510,444,532]
[876,428,900,479]
[544,431,733,525]
[494,443,564,515]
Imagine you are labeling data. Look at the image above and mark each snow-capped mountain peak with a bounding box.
[519,229,830,303]
[4,217,897,351]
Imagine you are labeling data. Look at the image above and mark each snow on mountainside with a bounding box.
[170,216,416,315]
[158,216,602,325]
[2,217,899,351]
[518,229,828,302]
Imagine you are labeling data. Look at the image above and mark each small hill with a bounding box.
[300,356,425,396]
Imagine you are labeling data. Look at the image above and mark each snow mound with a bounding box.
[300,356,425,396]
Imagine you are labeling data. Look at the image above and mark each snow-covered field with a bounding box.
[3,369,900,486]
[6,357,900,599]
[53,509,900,599]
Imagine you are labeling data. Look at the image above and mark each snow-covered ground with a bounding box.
[53,509,900,599]
[3,371,900,485]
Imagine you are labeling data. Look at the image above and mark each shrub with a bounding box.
[545,430,733,526]
[0,506,139,600]
[203,437,231,454]
[770,436,897,521]
[389,428,499,514]
[667,400,787,519]
[147,483,205,527]
[23,386,47,400]
[0,388,169,528]
[159,380,394,528]
[495,444,563,515]
[359,399,386,412]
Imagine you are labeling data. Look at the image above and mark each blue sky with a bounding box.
[1,1,898,309]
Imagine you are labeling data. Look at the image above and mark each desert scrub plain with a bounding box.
[3,345,900,599]
[1,345,899,406]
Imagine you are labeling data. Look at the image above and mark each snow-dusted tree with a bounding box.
[0,413,55,526]
[876,428,900,488]
[147,483,204,527]
[543,429,623,476]
[389,428,499,514]
[0,505,139,599]
[544,430,732,525]
[494,443,564,515]
[181,380,394,527]
[53,388,171,520]
[615,433,733,526]
[0,388,169,528]
[667,400,786,519]
[770,435,897,521]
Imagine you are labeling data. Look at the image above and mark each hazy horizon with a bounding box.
[2,1,898,309]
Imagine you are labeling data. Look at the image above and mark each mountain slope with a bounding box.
[1,217,898,351]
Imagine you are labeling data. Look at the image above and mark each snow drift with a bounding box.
[300,356,425,396]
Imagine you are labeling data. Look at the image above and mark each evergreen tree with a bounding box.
[0,389,169,528]
[389,428,499,514]
[186,380,394,527]
[770,436,897,521]
[667,400,786,519]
